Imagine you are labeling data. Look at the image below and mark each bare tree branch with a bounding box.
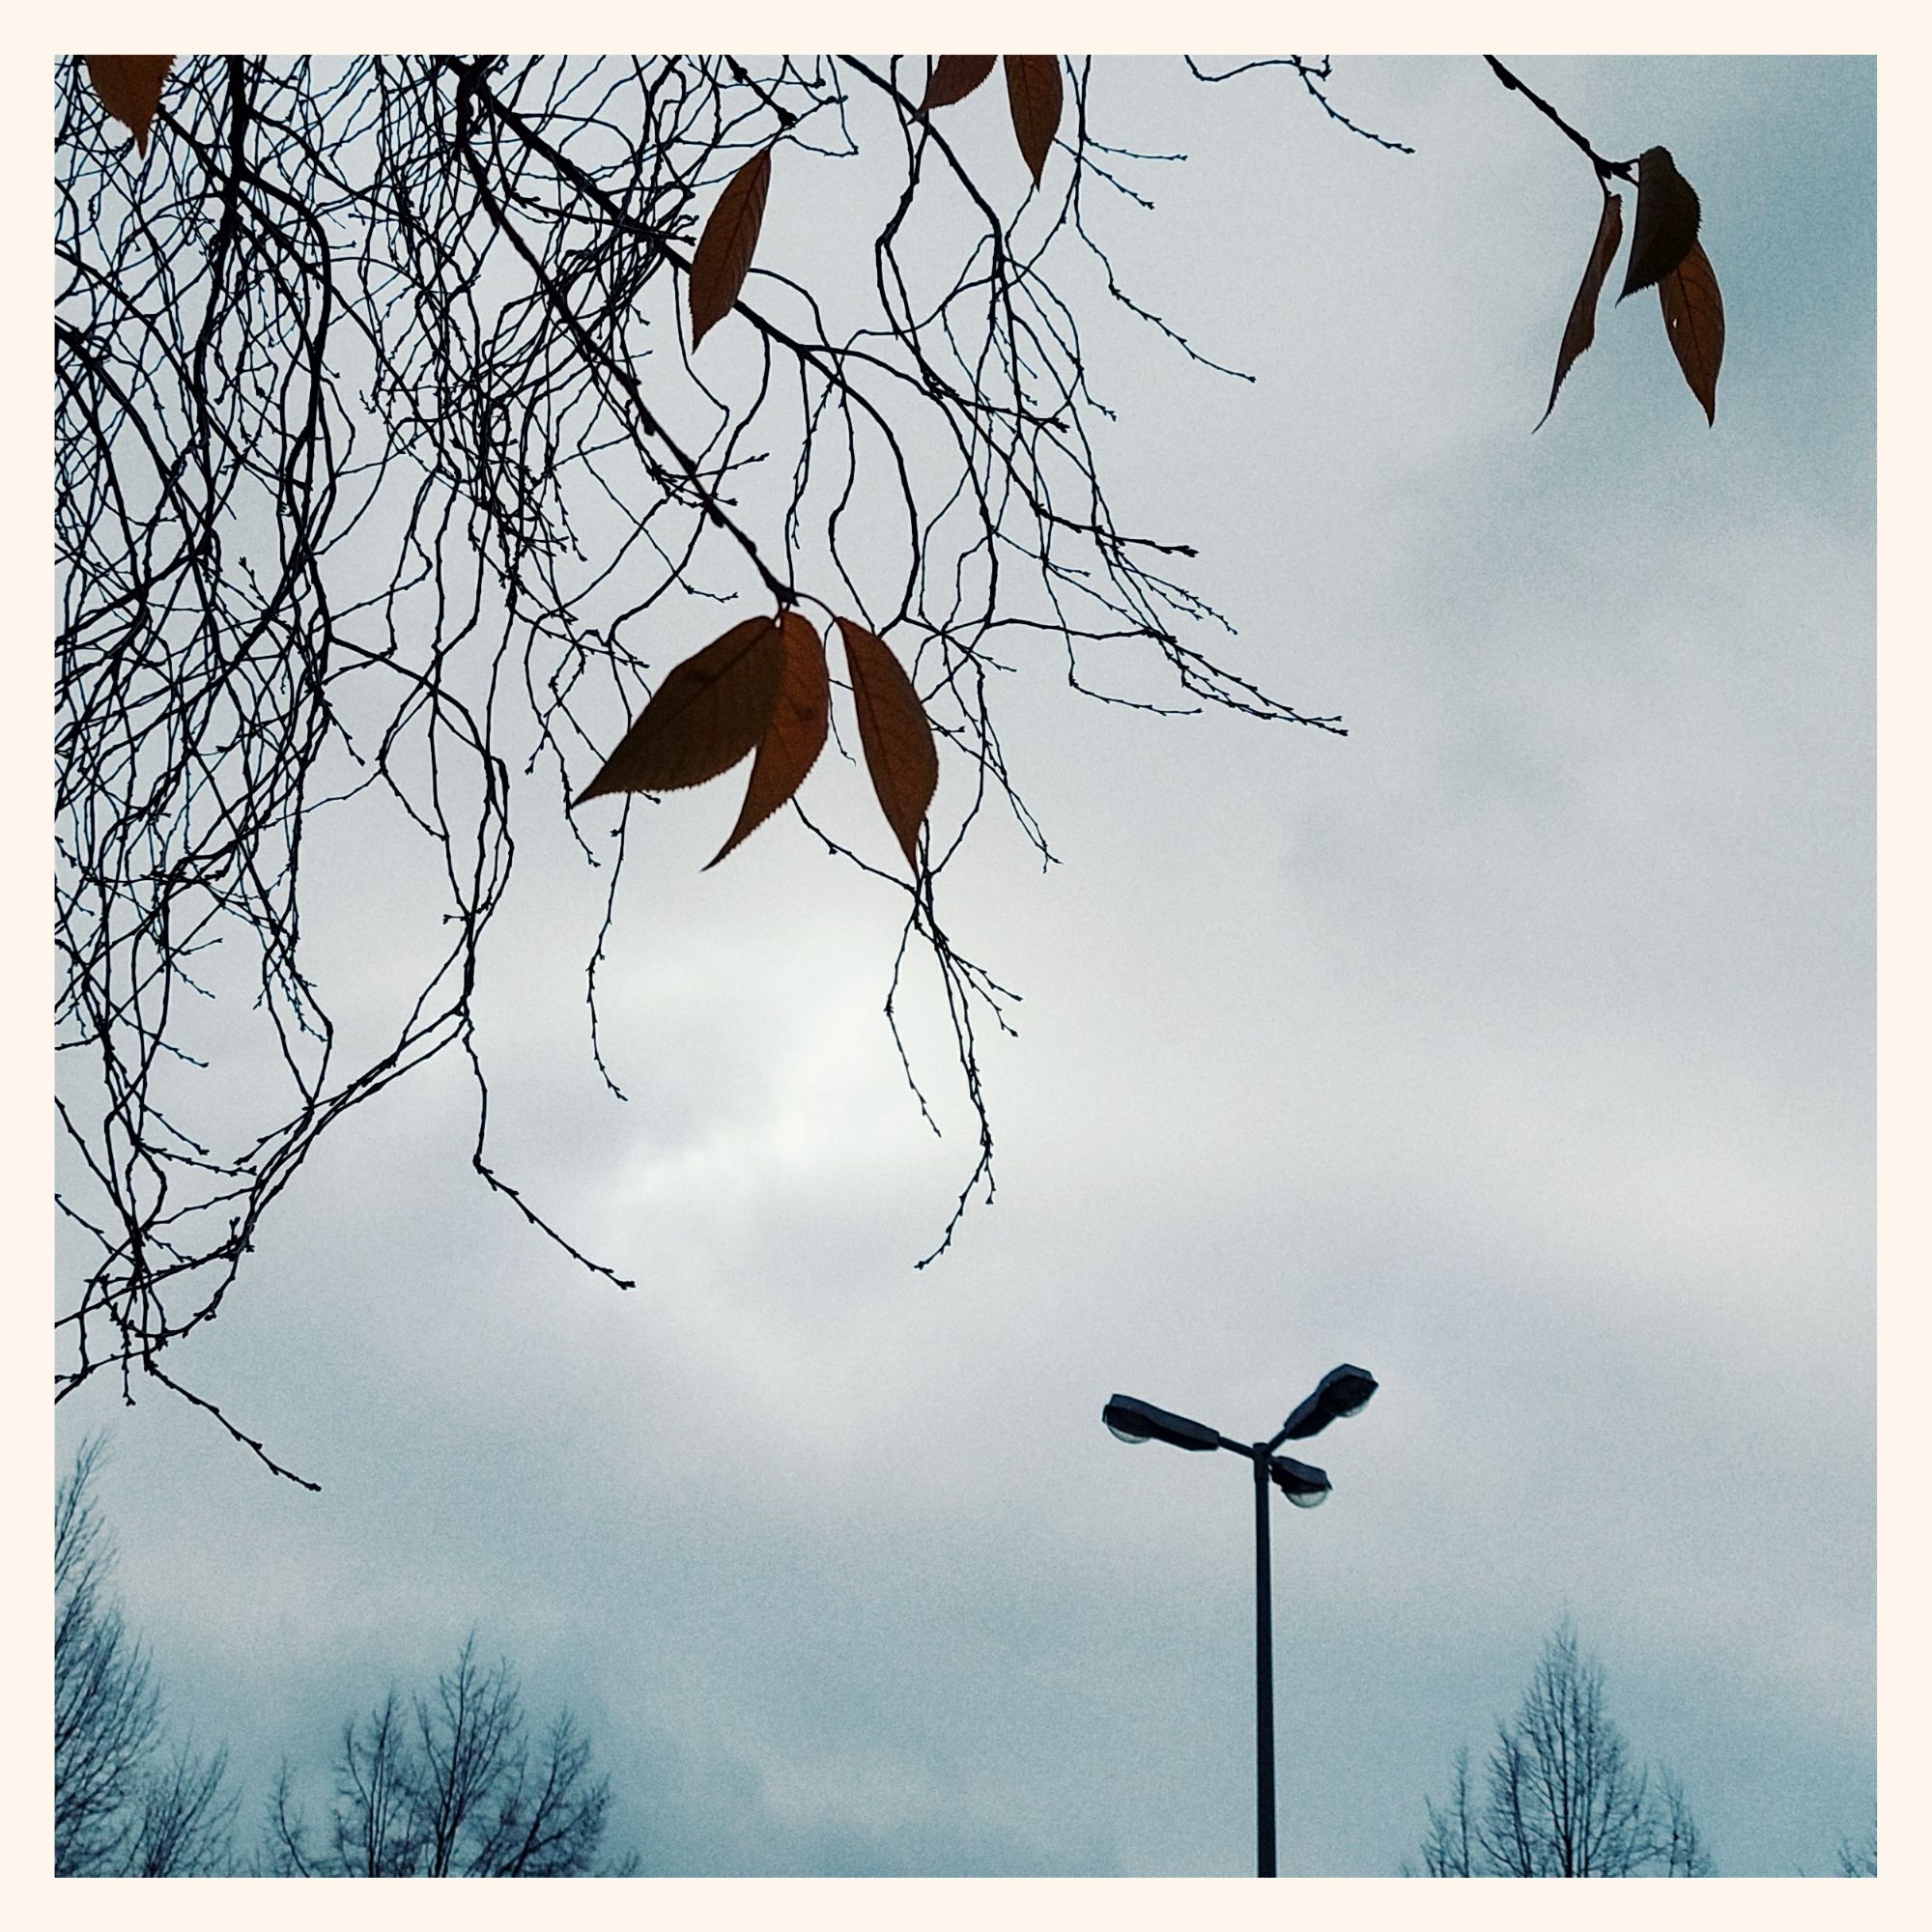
[56,56,1352,1478]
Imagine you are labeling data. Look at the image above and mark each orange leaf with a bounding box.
[574,617,785,805]
[84,56,173,156]
[1659,241,1724,426]
[1620,146,1700,301]
[1003,55,1063,188]
[706,611,830,867]
[689,146,773,349]
[837,618,937,871]
[1537,190,1623,429]
[922,56,997,113]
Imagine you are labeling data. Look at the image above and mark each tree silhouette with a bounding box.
[56,56,1722,1483]
[55,1439,237,1875]
[261,1634,635,1876]
[51,1440,631,1876]
[1835,1819,1877,1877]
[1407,1618,1713,1877]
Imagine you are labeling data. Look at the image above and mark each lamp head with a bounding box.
[1101,1395,1221,1452]
[1268,1453,1332,1507]
[1278,1364,1378,1441]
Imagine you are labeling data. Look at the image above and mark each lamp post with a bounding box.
[1102,1364,1378,1877]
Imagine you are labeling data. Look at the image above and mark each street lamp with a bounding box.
[1102,1364,1378,1877]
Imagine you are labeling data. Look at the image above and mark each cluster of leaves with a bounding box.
[576,611,934,869]
[620,55,1065,871]
[1541,146,1722,427]
[921,56,1064,185]
[1486,58,1725,428]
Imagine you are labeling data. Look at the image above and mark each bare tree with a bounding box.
[55,1444,628,1876]
[121,1737,240,1879]
[1407,1619,1713,1877]
[262,1634,634,1876]
[1411,1743,1476,1876]
[1835,1819,1877,1876]
[55,1439,236,1875]
[1658,1768,1715,1878]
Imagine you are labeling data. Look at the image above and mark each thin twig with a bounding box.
[1484,56,1637,184]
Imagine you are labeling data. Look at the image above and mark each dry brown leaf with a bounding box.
[1620,147,1700,301]
[85,56,173,156]
[837,618,937,870]
[1004,56,1063,187]
[689,146,773,349]
[574,617,784,805]
[706,611,830,867]
[1537,190,1624,429]
[1659,241,1724,426]
[922,56,998,113]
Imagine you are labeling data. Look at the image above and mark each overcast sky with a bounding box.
[52,53,1875,1883]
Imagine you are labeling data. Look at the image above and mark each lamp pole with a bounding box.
[1252,1441,1276,1877]
[1102,1365,1378,1879]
